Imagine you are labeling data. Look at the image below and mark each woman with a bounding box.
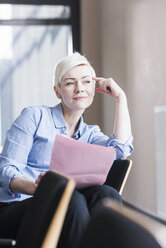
[0,52,133,247]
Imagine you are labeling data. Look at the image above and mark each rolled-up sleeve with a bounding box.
[106,134,134,159]
[88,126,134,160]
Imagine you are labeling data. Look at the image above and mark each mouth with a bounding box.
[73,96,88,100]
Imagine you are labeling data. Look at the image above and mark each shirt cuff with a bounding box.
[8,177,21,199]
[2,167,22,199]
[107,134,134,159]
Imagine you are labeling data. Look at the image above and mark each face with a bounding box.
[54,65,96,112]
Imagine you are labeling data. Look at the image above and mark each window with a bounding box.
[0,0,80,144]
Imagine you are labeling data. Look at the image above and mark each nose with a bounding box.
[74,81,85,93]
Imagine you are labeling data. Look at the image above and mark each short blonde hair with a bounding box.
[53,52,96,87]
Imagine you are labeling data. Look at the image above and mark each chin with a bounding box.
[63,98,93,111]
[75,102,92,111]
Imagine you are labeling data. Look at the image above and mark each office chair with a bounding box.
[79,199,166,248]
[105,159,132,195]
[0,170,75,248]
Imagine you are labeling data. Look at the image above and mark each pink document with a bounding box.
[50,134,116,189]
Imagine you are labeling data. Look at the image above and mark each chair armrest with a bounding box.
[104,159,132,195]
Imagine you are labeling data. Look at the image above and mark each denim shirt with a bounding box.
[0,103,133,202]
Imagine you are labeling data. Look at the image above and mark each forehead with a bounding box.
[62,65,92,80]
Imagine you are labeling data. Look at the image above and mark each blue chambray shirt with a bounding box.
[0,103,133,202]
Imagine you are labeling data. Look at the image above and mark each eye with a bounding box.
[66,81,75,86]
[85,80,91,84]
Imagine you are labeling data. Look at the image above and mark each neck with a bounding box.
[61,104,84,137]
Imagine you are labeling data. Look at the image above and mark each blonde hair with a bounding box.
[53,52,96,87]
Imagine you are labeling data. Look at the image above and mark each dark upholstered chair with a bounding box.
[105,159,132,195]
[0,159,132,247]
[0,170,75,248]
[79,199,166,248]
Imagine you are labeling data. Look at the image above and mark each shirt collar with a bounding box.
[74,115,86,138]
[51,103,66,129]
[51,103,86,137]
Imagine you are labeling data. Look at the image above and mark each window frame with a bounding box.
[0,0,81,52]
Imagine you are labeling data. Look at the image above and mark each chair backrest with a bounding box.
[79,199,165,248]
[15,170,75,248]
[104,159,132,195]
[41,173,75,248]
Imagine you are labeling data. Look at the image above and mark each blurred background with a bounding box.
[0,0,166,218]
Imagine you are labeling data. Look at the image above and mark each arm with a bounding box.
[94,77,132,143]
[0,106,41,200]
[113,92,131,142]
[10,177,36,195]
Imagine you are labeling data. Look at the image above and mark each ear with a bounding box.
[54,86,61,99]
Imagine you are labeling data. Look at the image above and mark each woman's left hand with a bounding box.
[93,76,125,99]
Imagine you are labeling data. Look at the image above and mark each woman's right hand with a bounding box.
[35,172,46,187]
[10,177,37,195]
[10,172,46,195]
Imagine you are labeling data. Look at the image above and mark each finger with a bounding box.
[35,172,46,184]
[93,77,111,88]
[92,76,105,82]
[40,172,46,176]
[35,178,39,186]
[93,77,113,92]
[97,81,112,91]
[96,88,112,95]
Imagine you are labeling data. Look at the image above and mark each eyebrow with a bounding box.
[64,75,92,81]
